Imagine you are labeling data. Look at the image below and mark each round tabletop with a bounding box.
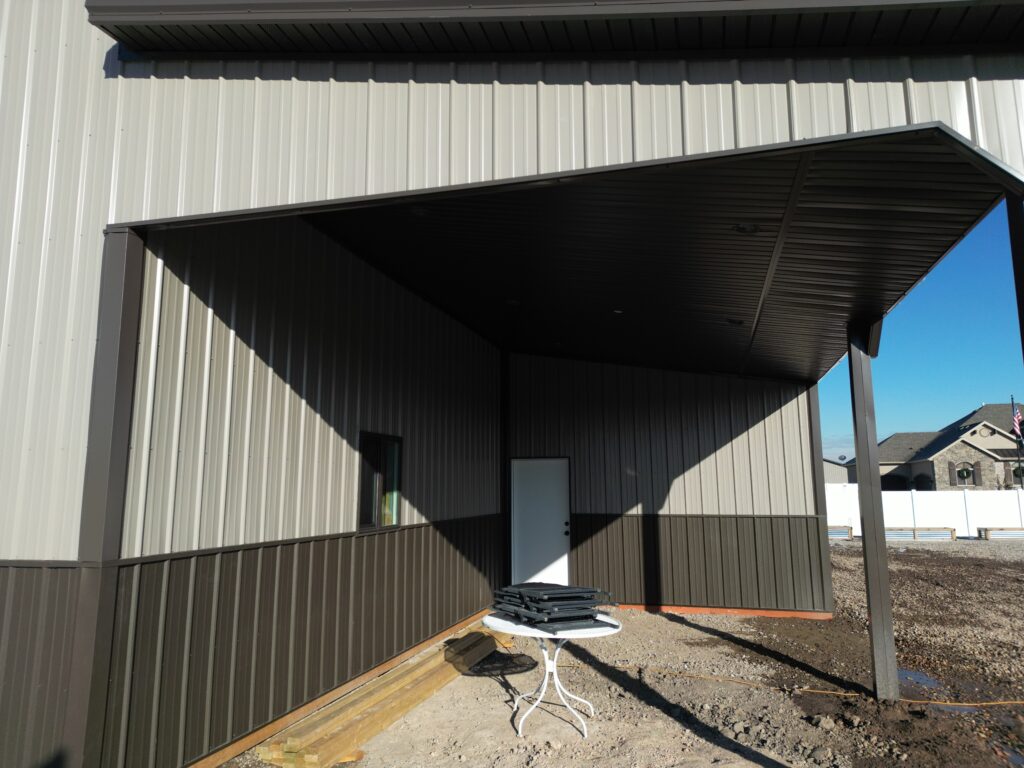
[483,612,622,640]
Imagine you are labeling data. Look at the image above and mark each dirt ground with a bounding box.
[234,540,1024,768]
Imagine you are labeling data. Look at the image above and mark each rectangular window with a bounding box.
[359,432,402,529]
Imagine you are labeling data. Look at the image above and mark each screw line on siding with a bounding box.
[0,0,41,553]
[224,551,243,749]
[190,260,217,552]
[174,558,197,766]
[145,561,171,768]
[17,1,71,545]
[160,251,192,555]
[216,272,239,549]
[132,255,165,557]
[237,266,259,544]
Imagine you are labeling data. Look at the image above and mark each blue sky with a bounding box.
[818,200,1024,462]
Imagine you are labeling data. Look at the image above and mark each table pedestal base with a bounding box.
[513,637,595,738]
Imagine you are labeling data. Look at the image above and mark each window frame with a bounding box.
[955,462,975,486]
[358,431,403,531]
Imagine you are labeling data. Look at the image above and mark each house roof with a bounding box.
[940,403,1017,435]
[990,448,1022,459]
[865,404,1021,465]
[875,432,941,464]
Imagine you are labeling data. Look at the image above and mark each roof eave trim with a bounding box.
[85,0,1002,25]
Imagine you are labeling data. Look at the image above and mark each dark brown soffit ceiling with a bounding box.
[117,125,1022,384]
[86,0,1024,58]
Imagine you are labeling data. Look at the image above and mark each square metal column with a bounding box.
[848,321,899,701]
[63,228,146,767]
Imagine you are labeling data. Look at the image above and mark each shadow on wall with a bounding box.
[136,211,827,612]
[101,43,1024,84]
[508,353,830,612]
[130,216,502,566]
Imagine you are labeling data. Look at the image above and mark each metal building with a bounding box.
[2,1,1024,766]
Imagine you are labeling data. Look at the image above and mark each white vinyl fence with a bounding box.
[825,485,1024,538]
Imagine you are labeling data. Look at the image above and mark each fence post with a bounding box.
[962,489,971,538]
[909,489,917,528]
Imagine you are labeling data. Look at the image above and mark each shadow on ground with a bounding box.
[565,643,790,768]
[663,613,875,698]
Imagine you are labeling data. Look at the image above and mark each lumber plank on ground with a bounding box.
[277,630,486,749]
[303,632,501,766]
[256,624,509,768]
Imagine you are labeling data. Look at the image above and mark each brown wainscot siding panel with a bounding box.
[0,565,81,768]
[100,515,505,768]
[571,514,832,612]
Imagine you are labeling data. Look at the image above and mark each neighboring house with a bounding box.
[2,1,1024,766]
[823,459,853,484]
[850,405,1024,491]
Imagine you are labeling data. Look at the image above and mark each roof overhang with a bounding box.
[113,124,1024,383]
[86,0,1024,58]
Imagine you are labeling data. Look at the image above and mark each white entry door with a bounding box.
[511,458,571,585]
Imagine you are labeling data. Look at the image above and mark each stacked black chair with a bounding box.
[492,583,615,632]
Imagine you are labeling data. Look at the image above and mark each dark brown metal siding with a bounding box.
[0,565,81,768]
[570,514,831,611]
[100,515,504,768]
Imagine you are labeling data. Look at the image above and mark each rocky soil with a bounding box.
[231,540,1024,767]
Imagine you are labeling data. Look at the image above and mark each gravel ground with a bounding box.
[232,540,1024,768]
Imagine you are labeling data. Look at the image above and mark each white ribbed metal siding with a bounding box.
[121,219,501,558]
[510,354,816,518]
[1,0,1023,558]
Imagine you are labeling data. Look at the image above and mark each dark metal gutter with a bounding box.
[85,0,1021,24]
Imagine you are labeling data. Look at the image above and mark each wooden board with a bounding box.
[978,527,1024,540]
[253,623,510,768]
[827,526,853,540]
[193,609,493,768]
[884,527,956,540]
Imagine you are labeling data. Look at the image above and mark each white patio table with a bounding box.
[482,612,622,738]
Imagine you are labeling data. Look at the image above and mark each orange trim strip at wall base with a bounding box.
[619,604,833,621]
[189,608,491,768]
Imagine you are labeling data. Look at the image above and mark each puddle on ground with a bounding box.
[898,668,980,713]
[899,668,941,689]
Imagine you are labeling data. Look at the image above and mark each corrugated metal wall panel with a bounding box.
[510,354,816,517]
[823,461,852,483]
[512,354,831,610]
[122,218,500,557]
[1,0,1023,557]
[99,516,503,768]
[0,565,81,767]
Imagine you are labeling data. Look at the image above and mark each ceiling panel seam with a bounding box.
[743,150,813,371]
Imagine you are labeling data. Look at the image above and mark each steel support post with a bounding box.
[64,228,146,766]
[848,322,899,701]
